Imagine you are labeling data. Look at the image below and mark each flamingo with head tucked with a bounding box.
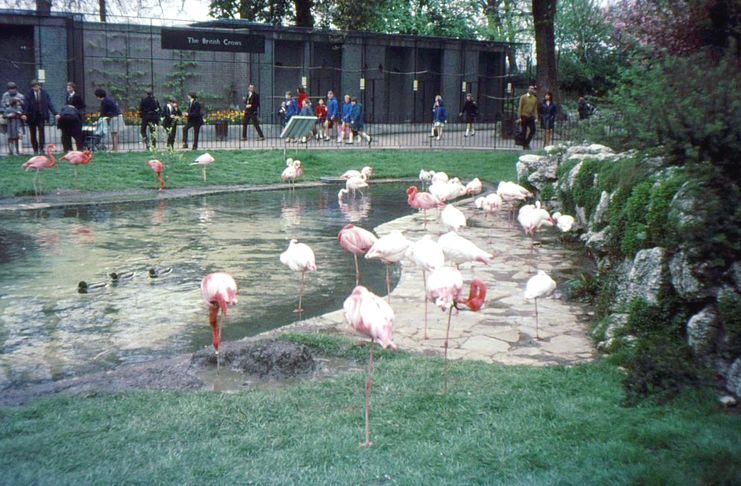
[438,232,492,268]
[338,223,378,286]
[407,186,445,229]
[440,204,467,233]
[340,166,373,181]
[21,143,57,196]
[465,177,483,195]
[145,159,165,191]
[191,153,215,182]
[427,268,487,394]
[525,270,557,340]
[280,239,317,313]
[343,285,396,447]
[365,230,411,302]
[200,272,238,369]
[61,150,92,187]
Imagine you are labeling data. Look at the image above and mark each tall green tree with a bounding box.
[532,0,559,102]
[209,0,314,27]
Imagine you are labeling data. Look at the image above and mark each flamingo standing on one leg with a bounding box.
[145,159,165,191]
[21,143,57,196]
[191,153,215,182]
[497,181,533,228]
[438,232,493,269]
[338,223,378,286]
[343,285,397,447]
[518,202,556,253]
[427,268,487,394]
[525,270,557,340]
[407,186,445,229]
[61,150,92,189]
[365,230,412,302]
[200,272,238,369]
[439,204,467,233]
[280,239,317,313]
[406,235,445,339]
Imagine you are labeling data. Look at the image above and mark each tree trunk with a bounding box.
[532,0,560,104]
[36,0,51,14]
[99,0,108,22]
[294,0,314,27]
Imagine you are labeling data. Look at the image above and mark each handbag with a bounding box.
[513,125,526,147]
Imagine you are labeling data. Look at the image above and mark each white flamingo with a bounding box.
[365,230,411,302]
[280,239,317,313]
[406,235,445,339]
[524,270,557,340]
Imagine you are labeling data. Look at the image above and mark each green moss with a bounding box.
[573,159,602,217]
[539,183,555,202]
[718,289,741,351]
[646,175,685,248]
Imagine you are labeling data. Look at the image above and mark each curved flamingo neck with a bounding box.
[46,145,57,167]
[460,278,486,311]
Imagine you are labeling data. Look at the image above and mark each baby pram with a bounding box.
[83,117,109,152]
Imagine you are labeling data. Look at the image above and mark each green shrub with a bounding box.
[718,289,741,352]
[572,159,602,216]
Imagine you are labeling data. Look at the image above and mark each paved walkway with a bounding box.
[280,198,596,366]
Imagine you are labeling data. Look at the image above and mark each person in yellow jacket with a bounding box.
[517,84,539,150]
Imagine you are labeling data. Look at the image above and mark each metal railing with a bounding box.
[0,114,594,155]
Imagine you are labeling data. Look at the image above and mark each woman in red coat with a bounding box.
[297,86,308,114]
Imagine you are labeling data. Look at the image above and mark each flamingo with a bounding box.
[525,270,556,340]
[406,234,445,339]
[552,212,575,233]
[191,153,215,182]
[145,159,165,191]
[340,166,373,180]
[497,181,533,226]
[200,272,239,368]
[280,239,317,313]
[338,175,369,199]
[407,186,445,229]
[281,159,302,186]
[21,143,56,196]
[419,169,433,186]
[343,285,396,447]
[61,150,92,188]
[465,178,483,195]
[518,202,556,252]
[428,179,450,202]
[365,230,411,302]
[438,232,492,268]
[440,204,467,233]
[431,171,449,183]
[446,178,467,201]
[338,223,378,286]
[427,268,487,394]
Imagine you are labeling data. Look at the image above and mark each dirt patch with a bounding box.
[190,340,316,378]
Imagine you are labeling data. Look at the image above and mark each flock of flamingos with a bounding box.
[20,144,576,447]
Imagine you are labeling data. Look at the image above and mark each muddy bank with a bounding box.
[0,331,359,407]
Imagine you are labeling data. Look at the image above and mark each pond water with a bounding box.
[0,183,415,388]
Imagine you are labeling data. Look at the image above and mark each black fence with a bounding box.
[1,113,596,155]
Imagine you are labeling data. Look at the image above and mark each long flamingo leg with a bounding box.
[217,312,222,370]
[423,208,428,229]
[32,170,38,197]
[386,264,391,303]
[443,304,453,395]
[423,270,429,340]
[203,166,207,182]
[535,298,540,340]
[38,171,43,196]
[360,342,374,447]
[294,271,305,313]
[74,166,79,190]
[354,253,360,286]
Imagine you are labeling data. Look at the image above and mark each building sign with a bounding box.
[161,28,265,54]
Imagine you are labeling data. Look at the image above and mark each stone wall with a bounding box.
[518,144,741,398]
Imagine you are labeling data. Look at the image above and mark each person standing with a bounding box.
[2,82,25,152]
[57,102,84,152]
[339,94,352,143]
[182,92,204,150]
[314,98,327,141]
[299,98,313,143]
[540,91,558,147]
[139,88,160,150]
[241,83,265,141]
[283,91,299,142]
[325,90,338,141]
[517,84,539,150]
[95,88,124,152]
[22,80,59,154]
[161,98,182,150]
[430,95,448,140]
[460,93,478,137]
[4,98,23,155]
[297,86,308,114]
[348,97,371,146]
[65,82,85,112]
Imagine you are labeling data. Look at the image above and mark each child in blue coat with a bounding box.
[338,94,352,143]
[348,97,372,146]
[431,95,448,140]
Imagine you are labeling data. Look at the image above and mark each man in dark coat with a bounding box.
[139,88,161,150]
[22,80,59,154]
[65,82,85,112]
[161,98,182,149]
[241,83,264,141]
[57,103,83,152]
[182,92,203,150]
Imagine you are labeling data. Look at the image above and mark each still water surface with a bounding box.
[0,183,414,387]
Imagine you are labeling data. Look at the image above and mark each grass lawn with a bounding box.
[1,332,740,486]
[0,149,519,197]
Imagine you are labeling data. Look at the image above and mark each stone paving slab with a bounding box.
[277,195,596,366]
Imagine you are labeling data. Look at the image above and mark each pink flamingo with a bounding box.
[145,159,165,191]
[365,230,411,302]
[406,234,445,339]
[281,159,302,186]
[340,166,373,180]
[343,285,397,446]
[338,175,369,200]
[525,270,557,340]
[497,181,533,227]
[427,268,487,394]
[338,223,378,286]
[280,239,317,313]
[191,153,215,182]
[407,186,445,229]
[517,202,555,253]
[200,272,239,369]
[61,150,92,187]
[20,143,57,196]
